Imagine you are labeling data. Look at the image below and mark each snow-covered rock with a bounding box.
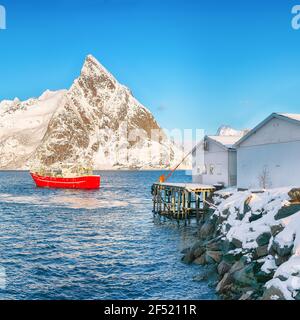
[184,186,300,299]
[212,187,300,299]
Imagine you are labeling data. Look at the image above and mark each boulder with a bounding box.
[221,239,236,252]
[231,237,243,248]
[255,270,274,283]
[274,254,290,267]
[198,220,215,239]
[229,259,246,275]
[241,198,252,219]
[270,224,284,237]
[217,260,232,276]
[288,188,300,202]
[193,253,206,265]
[294,291,300,300]
[222,208,230,217]
[254,245,269,259]
[181,250,194,264]
[181,247,190,254]
[262,285,286,300]
[256,232,271,247]
[194,246,206,258]
[216,273,233,293]
[239,290,254,300]
[206,240,222,251]
[205,250,222,264]
[272,241,293,257]
[191,240,204,252]
[232,263,258,287]
[274,204,300,220]
[193,265,218,282]
[223,250,243,265]
[249,211,263,223]
[277,274,288,281]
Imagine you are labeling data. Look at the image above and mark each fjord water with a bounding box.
[0,171,216,300]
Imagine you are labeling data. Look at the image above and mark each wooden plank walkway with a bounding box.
[151,182,216,220]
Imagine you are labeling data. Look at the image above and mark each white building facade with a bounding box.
[236,113,300,189]
[192,135,241,187]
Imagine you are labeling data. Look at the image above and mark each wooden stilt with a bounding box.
[177,189,181,219]
[195,192,200,222]
[151,182,215,221]
[163,188,167,214]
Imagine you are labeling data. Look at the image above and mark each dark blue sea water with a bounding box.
[0,170,216,300]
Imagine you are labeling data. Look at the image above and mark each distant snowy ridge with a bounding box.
[0,55,189,170]
[0,90,66,169]
[216,125,249,137]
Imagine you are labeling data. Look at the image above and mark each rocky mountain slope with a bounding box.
[0,55,187,170]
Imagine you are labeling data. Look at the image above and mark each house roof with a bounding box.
[234,112,300,147]
[192,134,243,153]
[207,135,243,150]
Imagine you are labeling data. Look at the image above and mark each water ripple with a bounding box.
[0,170,217,300]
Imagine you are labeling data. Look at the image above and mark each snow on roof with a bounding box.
[278,113,300,122]
[207,135,243,149]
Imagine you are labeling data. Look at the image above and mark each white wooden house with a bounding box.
[192,135,243,187]
[235,113,300,189]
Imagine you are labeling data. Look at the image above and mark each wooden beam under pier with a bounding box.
[152,182,215,220]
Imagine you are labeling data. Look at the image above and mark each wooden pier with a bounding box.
[151,182,216,220]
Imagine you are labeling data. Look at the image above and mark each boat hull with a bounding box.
[30,173,100,189]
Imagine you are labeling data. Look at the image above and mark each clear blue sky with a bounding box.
[0,0,300,134]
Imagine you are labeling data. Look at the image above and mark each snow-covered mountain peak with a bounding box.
[29,55,186,170]
[80,54,117,86]
[0,55,189,170]
[217,125,248,137]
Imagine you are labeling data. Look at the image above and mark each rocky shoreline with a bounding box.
[182,187,300,300]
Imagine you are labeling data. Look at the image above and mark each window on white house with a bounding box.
[209,164,215,175]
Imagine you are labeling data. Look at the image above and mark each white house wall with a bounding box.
[240,117,300,147]
[237,140,300,189]
[192,139,230,186]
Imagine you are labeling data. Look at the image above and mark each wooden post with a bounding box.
[195,192,200,222]
[163,187,167,215]
[172,189,176,217]
[187,192,191,218]
[184,190,188,219]
[156,186,160,214]
[177,189,181,219]
[159,186,162,214]
[167,189,171,216]
[153,185,156,213]
[203,191,207,211]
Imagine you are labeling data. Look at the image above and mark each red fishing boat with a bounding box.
[30,166,100,189]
